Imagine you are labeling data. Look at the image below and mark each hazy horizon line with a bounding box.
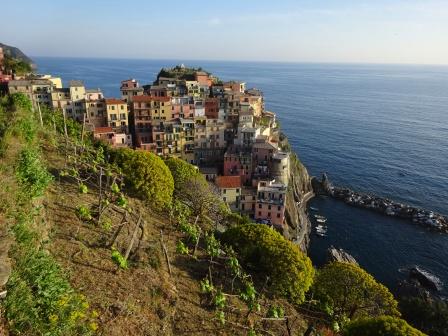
[31,55,448,67]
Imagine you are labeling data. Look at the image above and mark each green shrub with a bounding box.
[343,315,427,336]
[111,248,128,269]
[112,148,174,208]
[221,224,314,304]
[16,147,53,198]
[165,157,200,192]
[312,262,399,323]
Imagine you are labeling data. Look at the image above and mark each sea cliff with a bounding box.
[281,136,314,251]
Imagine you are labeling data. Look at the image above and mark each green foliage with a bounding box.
[79,183,88,194]
[76,205,92,221]
[200,278,214,294]
[3,55,33,75]
[112,148,174,208]
[165,157,200,192]
[16,147,53,199]
[213,289,226,309]
[180,222,200,243]
[176,240,190,255]
[116,193,128,208]
[221,224,314,304]
[312,262,399,323]
[267,305,284,318]
[240,282,260,312]
[343,315,427,336]
[205,232,221,258]
[216,310,226,325]
[111,248,128,269]
[110,182,120,194]
[400,296,448,336]
[7,214,94,335]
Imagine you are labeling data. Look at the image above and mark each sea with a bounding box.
[34,57,448,294]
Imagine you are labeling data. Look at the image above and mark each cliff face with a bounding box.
[0,42,35,68]
[284,153,314,251]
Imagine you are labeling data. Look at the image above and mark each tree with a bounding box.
[164,157,200,192]
[343,315,427,336]
[176,175,225,222]
[400,296,448,336]
[221,224,314,304]
[112,148,174,208]
[312,262,399,323]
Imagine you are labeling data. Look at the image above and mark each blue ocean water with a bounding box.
[34,57,448,293]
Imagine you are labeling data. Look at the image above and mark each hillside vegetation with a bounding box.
[0,94,427,335]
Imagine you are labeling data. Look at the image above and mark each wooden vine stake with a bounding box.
[160,230,172,276]
[124,213,142,261]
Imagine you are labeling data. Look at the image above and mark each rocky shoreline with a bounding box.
[312,173,448,232]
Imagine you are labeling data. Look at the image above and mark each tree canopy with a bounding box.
[221,224,314,304]
[343,315,427,336]
[111,148,174,208]
[164,157,200,192]
[312,262,399,322]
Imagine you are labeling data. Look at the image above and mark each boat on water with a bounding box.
[316,225,327,233]
[315,231,327,237]
[317,218,327,223]
[314,214,326,219]
[310,207,319,211]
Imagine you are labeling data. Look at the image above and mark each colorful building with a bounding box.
[105,98,129,133]
[215,175,242,211]
[255,180,287,227]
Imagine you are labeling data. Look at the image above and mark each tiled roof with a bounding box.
[105,98,126,105]
[132,95,170,103]
[216,175,241,189]
[94,127,114,134]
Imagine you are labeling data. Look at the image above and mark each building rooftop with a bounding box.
[133,95,170,103]
[216,175,241,189]
[94,127,114,134]
[105,98,126,105]
[69,80,84,87]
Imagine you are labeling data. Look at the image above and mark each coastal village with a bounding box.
[1,55,291,230]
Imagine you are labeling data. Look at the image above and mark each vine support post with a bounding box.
[160,230,172,276]
[124,213,142,261]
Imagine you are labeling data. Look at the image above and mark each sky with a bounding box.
[2,0,448,64]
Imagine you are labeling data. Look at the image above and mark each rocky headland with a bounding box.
[312,173,448,232]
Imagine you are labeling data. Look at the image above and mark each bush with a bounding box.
[400,296,448,336]
[165,157,200,192]
[16,147,53,198]
[112,148,174,208]
[221,224,314,304]
[343,315,427,336]
[312,262,399,323]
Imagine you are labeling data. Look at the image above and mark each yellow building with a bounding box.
[105,98,129,133]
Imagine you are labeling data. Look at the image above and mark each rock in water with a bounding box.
[327,246,358,265]
[409,266,442,292]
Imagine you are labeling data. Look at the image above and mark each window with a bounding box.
[258,211,261,216]
[268,205,271,210]
[241,204,245,210]
[277,213,280,218]
[120,105,124,110]
[236,189,240,193]
[223,197,226,202]
[223,189,226,194]
[120,113,126,120]
[278,206,281,211]
[111,106,115,110]
[267,212,271,217]
[258,204,262,209]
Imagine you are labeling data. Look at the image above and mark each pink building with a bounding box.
[94,127,132,148]
[255,180,287,227]
[223,146,252,186]
[205,97,219,119]
[195,71,212,87]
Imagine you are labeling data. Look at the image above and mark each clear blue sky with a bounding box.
[2,0,447,64]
